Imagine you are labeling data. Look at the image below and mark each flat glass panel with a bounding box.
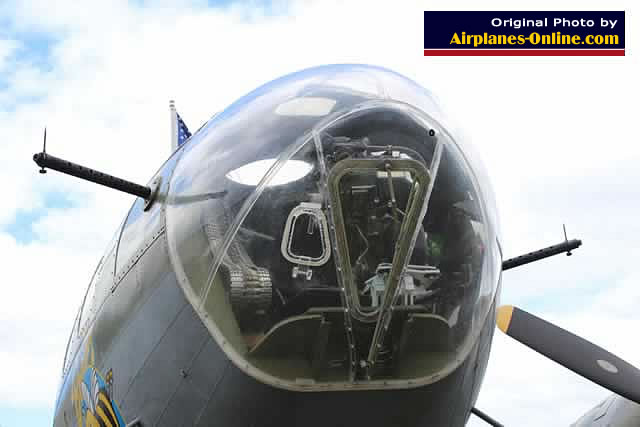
[115,149,182,277]
[79,228,119,335]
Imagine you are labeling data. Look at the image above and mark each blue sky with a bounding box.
[1,1,638,427]
[0,406,52,427]
[0,32,54,108]
[5,192,74,244]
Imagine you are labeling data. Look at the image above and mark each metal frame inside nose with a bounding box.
[327,157,431,372]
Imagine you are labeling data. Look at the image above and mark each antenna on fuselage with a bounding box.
[33,129,161,210]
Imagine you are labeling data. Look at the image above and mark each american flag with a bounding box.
[176,112,191,146]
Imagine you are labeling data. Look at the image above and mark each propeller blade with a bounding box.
[497,305,640,405]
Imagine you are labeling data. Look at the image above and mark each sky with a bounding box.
[0,0,638,426]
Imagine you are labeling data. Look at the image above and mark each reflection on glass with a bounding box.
[226,159,313,187]
[165,65,501,391]
[274,97,337,117]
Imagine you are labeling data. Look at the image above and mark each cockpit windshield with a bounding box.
[166,65,501,391]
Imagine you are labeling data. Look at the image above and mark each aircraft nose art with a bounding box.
[165,64,502,391]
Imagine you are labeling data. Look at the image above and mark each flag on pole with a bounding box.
[170,100,192,151]
[176,112,191,146]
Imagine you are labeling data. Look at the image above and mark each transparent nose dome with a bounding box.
[166,64,502,391]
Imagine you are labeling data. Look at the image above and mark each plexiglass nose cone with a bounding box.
[166,64,501,391]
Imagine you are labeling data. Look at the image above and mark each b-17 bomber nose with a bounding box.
[164,64,502,391]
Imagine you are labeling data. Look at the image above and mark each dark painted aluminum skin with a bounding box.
[53,228,497,427]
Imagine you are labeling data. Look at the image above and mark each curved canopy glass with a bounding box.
[166,64,502,391]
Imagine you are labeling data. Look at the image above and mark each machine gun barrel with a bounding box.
[33,152,151,199]
[502,239,582,271]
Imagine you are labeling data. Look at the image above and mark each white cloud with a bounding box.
[0,39,19,72]
[0,0,638,425]
[470,272,640,426]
